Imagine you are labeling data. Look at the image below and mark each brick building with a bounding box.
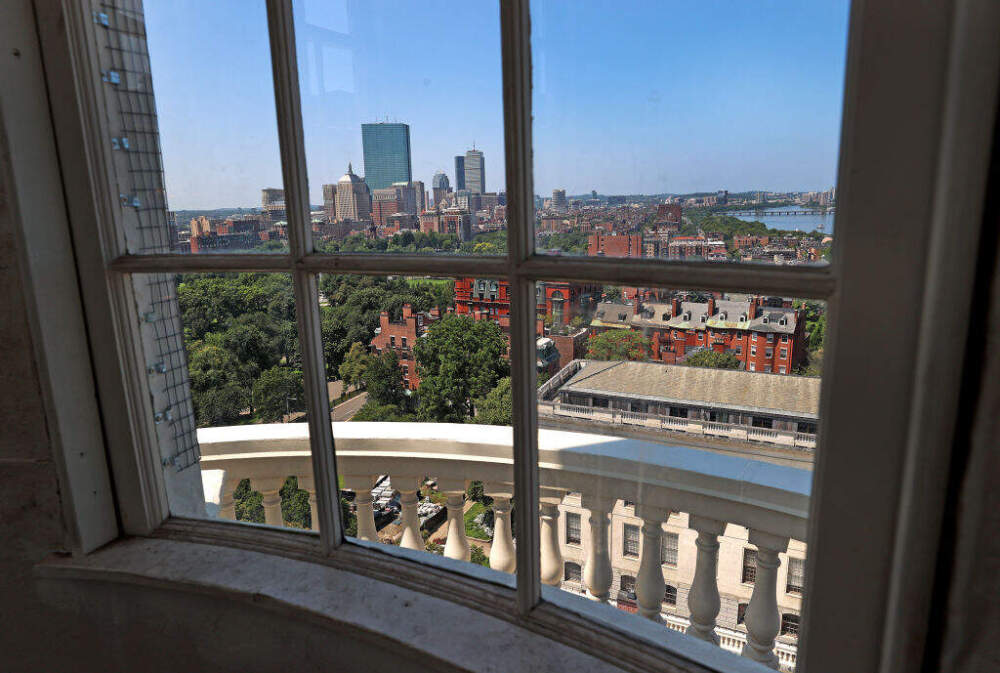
[536,280,602,327]
[587,232,643,258]
[656,203,682,222]
[590,296,807,374]
[419,208,473,241]
[369,304,440,390]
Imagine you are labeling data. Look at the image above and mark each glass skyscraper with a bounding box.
[454,155,466,191]
[361,123,412,191]
[464,149,485,194]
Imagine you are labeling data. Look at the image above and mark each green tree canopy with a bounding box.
[252,366,304,422]
[363,351,407,408]
[683,350,743,369]
[586,329,650,361]
[475,377,512,426]
[414,315,509,422]
[338,342,372,390]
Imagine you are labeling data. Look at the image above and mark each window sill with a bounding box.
[34,532,767,673]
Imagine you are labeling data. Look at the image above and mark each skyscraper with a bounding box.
[464,149,485,194]
[361,123,412,190]
[552,189,567,209]
[432,171,450,208]
[412,180,426,213]
[454,156,466,191]
[335,163,372,222]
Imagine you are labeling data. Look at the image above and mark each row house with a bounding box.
[370,304,440,390]
[590,296,807,375]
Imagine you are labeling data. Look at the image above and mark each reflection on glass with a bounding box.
[536,283,823,671]
[317,275,513,576]
[531,0,848,265]
[143,1,289,252]
[135,272,313,529]
[295,0,507,254]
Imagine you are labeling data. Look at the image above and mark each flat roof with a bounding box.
[559,360,820,419]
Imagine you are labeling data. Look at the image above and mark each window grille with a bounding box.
[566,512,581,545]
[787,557,805,594]
[781,613,800,636]
[743,548,758,584]
[564,562,582,583]
[661,532,678,566]
[623,524,640,558]
[664,584,677,606]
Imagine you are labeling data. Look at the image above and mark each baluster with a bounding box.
[485,484,515,573]
[298,475,319,531]
[742,531,789,669]
[257,477,285,527]
[396,475,423,550]
[686,515,726,644]
[218,477,239,520]
[635,505,668,621]
[539,497,565,586]
[344,474,377,541]
[581,493,614,601]
[439,478,470,561]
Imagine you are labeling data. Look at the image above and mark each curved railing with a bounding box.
[198,422,809,670]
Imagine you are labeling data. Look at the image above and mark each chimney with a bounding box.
[707,296,716,317]
[748,299,757,320]
[671,297,681,317]
[402,303,413,319]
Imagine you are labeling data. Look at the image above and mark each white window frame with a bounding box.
[14,1,999,673]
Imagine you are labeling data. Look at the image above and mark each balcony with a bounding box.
[199,422,809,670]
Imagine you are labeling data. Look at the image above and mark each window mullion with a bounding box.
[265,0,343,549]
[500,0,541,615]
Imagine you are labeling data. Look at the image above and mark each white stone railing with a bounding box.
[198,422,810,670]
[538,402,817,450]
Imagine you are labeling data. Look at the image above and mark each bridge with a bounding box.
[730,209,835,217]
[198,422,808,671]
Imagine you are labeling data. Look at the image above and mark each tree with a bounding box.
[414,315,509,422]
[350,401,413,422]
[363,351,407,407]
[234,479,264,523]
[683,350,742,370]
[338,342,372,390]
[280,476,311,528]
[586,329,650,361]
[476,377,512,425]
[252,366,304,422]
[470,544,489,567]
[570,315,586,330]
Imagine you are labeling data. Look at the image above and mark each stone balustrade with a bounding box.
[538,402,817,450]
[198,422,810,670]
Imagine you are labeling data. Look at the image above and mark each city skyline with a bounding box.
[145,0,849,210]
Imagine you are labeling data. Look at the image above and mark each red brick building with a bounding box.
[656,203,682,222]
[369,304,440,390]
[591,296,807,374]
[419,209,472,241]
[587,232,643,258]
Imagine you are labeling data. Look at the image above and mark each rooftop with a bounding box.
[560,360,820,418]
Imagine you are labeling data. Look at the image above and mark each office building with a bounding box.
[322,184,336,219]
[361,122,412,190]
[552,189,567,209]
[412,180,426,213]
[454,155,465,191]
[335,163,372,222]
[432,171,451,208]
[464,149,485,194]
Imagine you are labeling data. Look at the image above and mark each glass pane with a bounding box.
[92,0,291,254]
[295,1,507,255]
[537,283,823,670]
[317,274,514,581]
[532,1,847,266]
[134,272,316,530]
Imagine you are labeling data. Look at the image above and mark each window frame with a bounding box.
[21,1,1000,673]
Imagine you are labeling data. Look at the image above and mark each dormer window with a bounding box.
[779,316,788,326]
[683,311,691,321]
[719,311,727,320]
[700,314,707,323]
[740,312,748,321]
[762,316,769,324]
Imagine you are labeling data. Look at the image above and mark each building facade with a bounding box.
[361,122,412,190]
[369,304,440,390]
[588,232,643,258]
[335,163,372,222]
[454,155,465,191]
[464,149,485,194]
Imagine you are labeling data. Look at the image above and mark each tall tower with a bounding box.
[432,171,450,208]
[454,155,466,191]
[465,149,485,194]
[336,163,372,222]
[361,122,412,190]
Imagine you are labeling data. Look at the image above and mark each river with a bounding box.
[732,206,835,235]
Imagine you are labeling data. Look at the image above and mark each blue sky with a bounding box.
[146,1,850,210]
